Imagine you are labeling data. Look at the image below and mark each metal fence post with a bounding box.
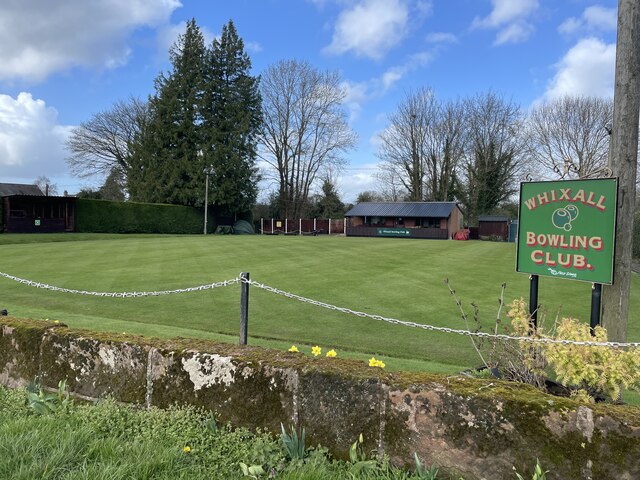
[240,272,250,345]
[529,274,539,332]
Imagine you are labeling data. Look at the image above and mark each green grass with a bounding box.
[1,233,639,373]
[0,386,450,479]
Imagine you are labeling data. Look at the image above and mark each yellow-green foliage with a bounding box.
[507,299,640,401]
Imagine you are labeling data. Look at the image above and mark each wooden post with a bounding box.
[601,0,640,341]
[285,218,288,234]
[299,218,302,235]
[314,218,317,231]
[328,219,331,235]
[261,218,264,234]
[271,218,274,233]
[239,272,250,345]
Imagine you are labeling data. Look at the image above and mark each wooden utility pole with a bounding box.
[601,0,640,341]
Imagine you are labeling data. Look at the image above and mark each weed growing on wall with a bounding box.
[457,288,640,402]
[507,299,640,402]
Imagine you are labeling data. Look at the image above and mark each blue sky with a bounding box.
[0,0,618,202]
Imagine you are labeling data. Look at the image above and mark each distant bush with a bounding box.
[479,234,503,242]
[76,199,211,234]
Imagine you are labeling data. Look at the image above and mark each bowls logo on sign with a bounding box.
[552,205,579,231]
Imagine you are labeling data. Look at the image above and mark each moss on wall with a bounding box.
[1,317,638,479]
[37,327,149,404]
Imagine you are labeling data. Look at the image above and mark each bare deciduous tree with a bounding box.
[33,175,58,196]
[66,97,150,179]
[376,88,466,202]
[459,91,525,223]
[526,95,613,179]
[425,98,466,201]
[374,163,409,201]
[377,88,435,201]
[259,59,356,218]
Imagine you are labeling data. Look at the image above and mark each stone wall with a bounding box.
[1,317,639,479]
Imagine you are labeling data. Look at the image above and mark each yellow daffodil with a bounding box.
[368,357,385,368]
[183,446,191,453]
[326,349,337,358]
[311,345,322,357]
[53,320,59,324]
[288,345,299,353]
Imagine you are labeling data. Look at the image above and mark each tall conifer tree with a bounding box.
[202,20,261,216]
[128,19,207,205]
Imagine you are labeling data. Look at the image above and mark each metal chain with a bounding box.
[0,271,240,298]
[2,268,639,348]
[243,278,640,349]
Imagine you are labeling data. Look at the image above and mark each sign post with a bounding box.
[517,178,618,331]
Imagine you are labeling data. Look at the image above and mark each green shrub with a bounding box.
[75,198,212,234]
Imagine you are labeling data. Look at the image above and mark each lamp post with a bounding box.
[203,165,215,235]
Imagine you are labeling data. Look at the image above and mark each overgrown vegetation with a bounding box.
[451,280,640,403]
[0,384,549,479]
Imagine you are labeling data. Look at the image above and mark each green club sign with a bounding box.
[516,178,618,284]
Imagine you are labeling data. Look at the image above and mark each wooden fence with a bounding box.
[259,218,346,235]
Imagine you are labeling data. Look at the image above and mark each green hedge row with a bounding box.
[75,199,212,234]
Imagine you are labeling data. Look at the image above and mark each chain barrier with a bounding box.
[0,271,240,298]
[242,278,640,349]
[2,269,639,348]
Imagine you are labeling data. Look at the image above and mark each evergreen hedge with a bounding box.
[75,199,211,234]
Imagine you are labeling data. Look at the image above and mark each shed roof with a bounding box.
[0,183,44,197]
[478,215,510,222]
[345,202,459,218]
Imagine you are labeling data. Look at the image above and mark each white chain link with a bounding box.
[0,271,240,298]
[243,278,640,349]
[2,269,639,348]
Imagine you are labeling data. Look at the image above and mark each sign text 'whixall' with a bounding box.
[516,178,618,284]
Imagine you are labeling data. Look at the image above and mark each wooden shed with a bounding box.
[1,183,76,233]
[478,215,510,241]
[345,202,463,239]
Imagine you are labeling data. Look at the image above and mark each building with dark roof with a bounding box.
[1,183,76,233]
[344,202,463,239]
[478,215,510,241]
[0,183,44,197]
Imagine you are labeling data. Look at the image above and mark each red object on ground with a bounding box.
[454,229,470,240]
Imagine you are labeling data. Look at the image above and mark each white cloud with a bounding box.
[338,164,381,202]
[494,22,533,45]
[381,50,435,90]
[0,93,72,180]
[426,32,458,44]
[342,81,370,123]
[558,5,617,36]
[472,0,539,45]
[558,17,582,36]
[0,0,181,82]
[324,0,410,59]
[544,37,615,100]
[245,41,263,54]
[583,5,617,31]
[340,47,435,122]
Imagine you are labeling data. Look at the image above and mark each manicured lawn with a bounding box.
[1,233,639,373]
